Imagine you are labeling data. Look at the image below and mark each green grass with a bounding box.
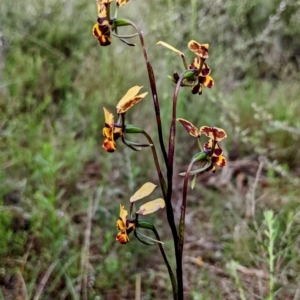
[1,0,300,299]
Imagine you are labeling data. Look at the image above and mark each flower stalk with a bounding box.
[94,2,228,299]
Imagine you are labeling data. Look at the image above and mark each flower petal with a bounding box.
[203,139,223,156]
[97,0,113,4]
[157,41,185,57]
[92,23,111,46]
[188,40,209,59]
[199,75,214,88]
[199,126,227,141]
[211,155,227,168]
[189,56,201,70]
[136,198,165,215]
[130,182,157,203]
[102,138,117,152]
[116,231,130,244]
[119,204,128,228]
[116,86,148,114]
[117,0,129,6]
[116,219,126,231]
[177,118,200,137]
[103,107,114,127]
[200,63,211,76]
[191,84,202,95]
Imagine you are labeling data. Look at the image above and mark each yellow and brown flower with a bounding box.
[102,86,148,152]
[177,120,227,172]
[203,139,226,172]
[189,58,214,95]
[92,0,131,46]
[92,1,112,46]
[116,205,135,244]
[102,107,123,152]
[157,40,214,95]
[200,127,227,172]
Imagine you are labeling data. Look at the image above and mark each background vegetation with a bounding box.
[0,0,300,299]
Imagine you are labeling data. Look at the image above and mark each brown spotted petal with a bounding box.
[189,56,201,70]
[116,86,148,114]
[212,155,227,168]
[188,40,209,59]
[117,0,129,6]
[189,58,211,76]
[177,118,200,137]
[199,75,214,88]
[92,23,111,46]
[199,126,227,142]
[203,139,223,156]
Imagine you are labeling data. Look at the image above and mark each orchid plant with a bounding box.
[93,1,227,299]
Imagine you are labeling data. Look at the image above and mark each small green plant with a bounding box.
[93,1,227,299]
[264,210,279,300]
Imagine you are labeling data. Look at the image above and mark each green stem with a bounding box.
[142,131,167,199]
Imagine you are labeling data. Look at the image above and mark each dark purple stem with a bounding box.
[167,73,186,300]
[129,22,168,168]
[178,160,194,268]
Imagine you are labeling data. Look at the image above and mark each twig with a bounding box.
[135,273,141,300]
[33,262,57,300]
[79,194,94,300]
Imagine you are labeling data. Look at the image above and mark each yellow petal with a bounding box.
[157,41,185,57]
[214,155,227,168]
[103,107,114,127]
[177,118,200,137]
[119,204,128,227]
[130,182,157,203]
[201,75,214,88]
[116,219,126,231]
[116,86,148,114]
[136,198,165,215]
